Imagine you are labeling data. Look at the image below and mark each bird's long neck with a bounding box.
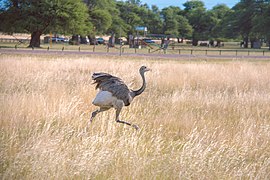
[132,71,146,97]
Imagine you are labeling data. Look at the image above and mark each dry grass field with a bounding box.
[0,53,270,179]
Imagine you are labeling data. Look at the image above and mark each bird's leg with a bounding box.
[90,109,99,123]
[115,108,139,130]
[89,107,110,123]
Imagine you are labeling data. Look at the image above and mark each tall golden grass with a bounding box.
[0,54,269,179]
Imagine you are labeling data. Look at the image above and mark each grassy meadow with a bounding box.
[0,53,270,179]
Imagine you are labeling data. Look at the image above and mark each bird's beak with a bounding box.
[146,68,151,72]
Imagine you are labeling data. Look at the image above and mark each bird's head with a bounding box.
[139,66,151,74]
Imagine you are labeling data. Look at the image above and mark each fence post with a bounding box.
[179,49,181,54]
[107,46,109,53]
[205,50,207,55]
[219,50,221,55]
[15,45,17,50]
[47,46,49,51]
[148,49,150,53]
[248,50,250,56]
[263,51,265,56]
[191,49,193,55]
[62,47,64,51]
[236,50,238,56]
[135,48,137,53]
[93,46,95,52]
[79,47,80,52]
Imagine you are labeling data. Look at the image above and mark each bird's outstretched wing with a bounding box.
[92,72,113,89]
[92,72,132,106]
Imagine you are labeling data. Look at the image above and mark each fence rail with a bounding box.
[1,38,269,57]
[165,48,269,56]
[0,38,31,43]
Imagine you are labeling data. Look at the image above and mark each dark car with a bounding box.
[142,38,155,44]
[96,37,105,44]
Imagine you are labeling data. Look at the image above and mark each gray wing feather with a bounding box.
[92,72,132,106]
[92,73,113,89]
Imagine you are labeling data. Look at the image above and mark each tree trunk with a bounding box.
[250,38,256,48]
[192,39,198,46]
[109,32,115,47]
[87,35,95,45]
[243,36,249,48]
[29,31,42,48]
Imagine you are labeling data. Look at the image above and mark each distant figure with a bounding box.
[90,66,151,130]
[240,41,244,48]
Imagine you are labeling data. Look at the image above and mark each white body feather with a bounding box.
[92,90,123,108]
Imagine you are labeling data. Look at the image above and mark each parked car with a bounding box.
[142,38,155,44]
[96,37,105,44]
[80,36,90,44]
[44,36,68,43]
[52,37,68,43]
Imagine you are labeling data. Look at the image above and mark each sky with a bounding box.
[140,0,239,9]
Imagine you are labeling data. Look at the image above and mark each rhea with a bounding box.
[90,66,150,130]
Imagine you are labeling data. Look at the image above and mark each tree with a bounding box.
[251,0,270,49]
[231,0,256,48]
[161,6,180,36]
[116,1,143,36]
[90,9,112,33]
[146,5,163,34]
[183,0,205,11]
[137,4,163,34]
[183,0,214,45]
[84,0,117,35]
[159,6,193,43]
[176,15,193,42]
[1,0,92,47]
[209,4,232,40]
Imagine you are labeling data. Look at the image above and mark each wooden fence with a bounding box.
[0,38,31,43]
[1,38,269,57]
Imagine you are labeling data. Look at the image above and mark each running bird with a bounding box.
[90,66,151,130]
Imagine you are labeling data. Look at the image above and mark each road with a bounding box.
[1,48,270,60]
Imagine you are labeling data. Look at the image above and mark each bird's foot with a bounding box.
[116,120,139,130]
[89,118,93,123]
[132,124,139,131]
[86,118,94,130]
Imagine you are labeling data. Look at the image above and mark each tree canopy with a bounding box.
[1,0,92,47]
[0,0,270,49]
